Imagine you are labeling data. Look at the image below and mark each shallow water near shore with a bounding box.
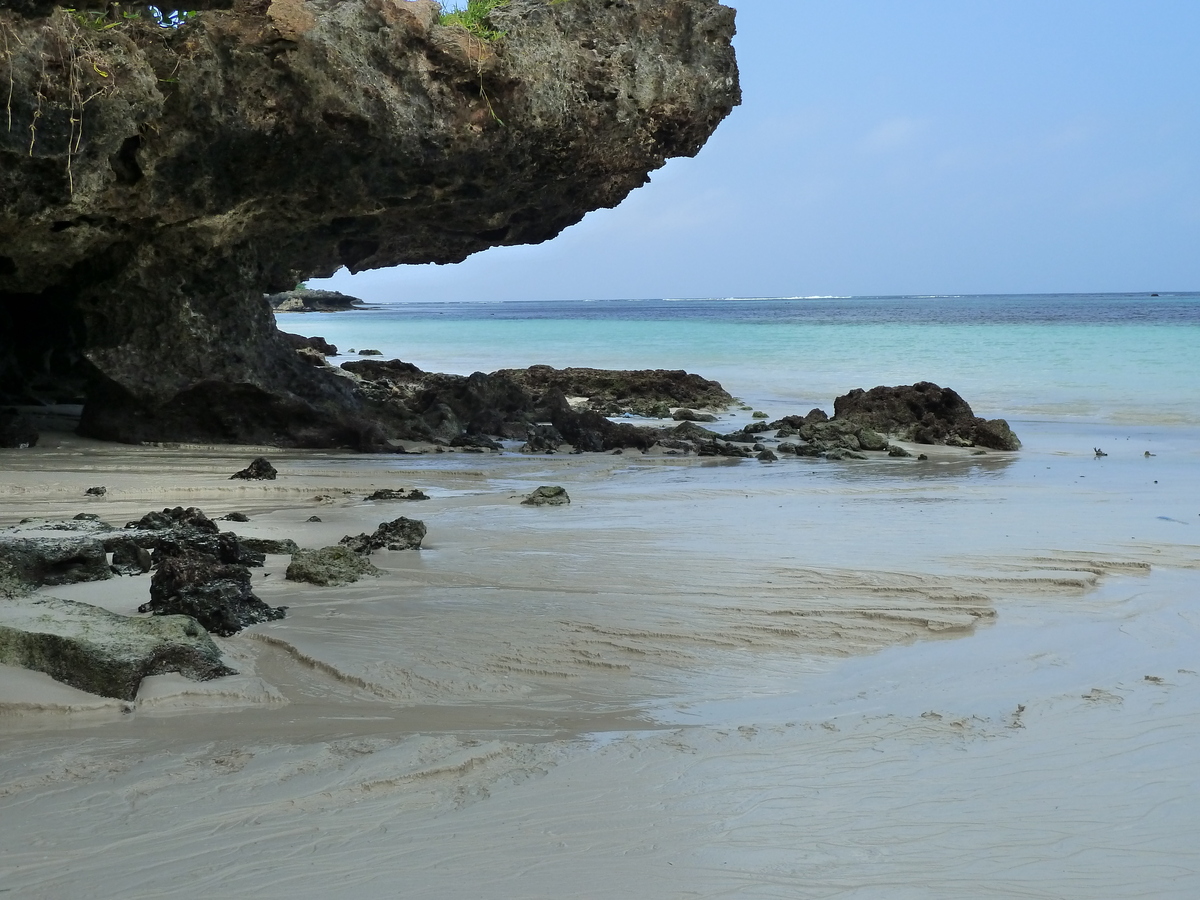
[2,405,1199,896]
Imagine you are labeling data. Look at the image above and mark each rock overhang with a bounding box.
[0,0,739,446]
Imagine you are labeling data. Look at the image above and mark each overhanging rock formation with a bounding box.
[0,0,740,447]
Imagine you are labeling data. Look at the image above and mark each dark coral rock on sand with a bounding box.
[143,552,285,637]
[340,518,427,554]
[833,382,1021,451]
[119,506,265,568]
[231,458,278,481]
[364,488,429,502]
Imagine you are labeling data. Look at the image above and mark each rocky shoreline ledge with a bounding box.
[1,373,1019,700]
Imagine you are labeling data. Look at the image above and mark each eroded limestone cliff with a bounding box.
[0,0,739,447]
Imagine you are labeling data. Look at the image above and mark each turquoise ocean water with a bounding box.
[287,293,1200,426]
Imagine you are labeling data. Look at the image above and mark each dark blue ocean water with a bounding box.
[364,293,1200,327]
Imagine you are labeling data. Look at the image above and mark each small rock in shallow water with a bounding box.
[364,488,429,502]
[672,408,717,422]
[220,512,251,522]
[756,449,778,462]
[307,516,322,523]
[230,457,277,481]
[340,517,426,553]
[522,486,571,507]
[85,486,107,497]
[887,445,913,458]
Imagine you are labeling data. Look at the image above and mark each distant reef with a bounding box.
[0,0,740,448]
[267,289,367,313]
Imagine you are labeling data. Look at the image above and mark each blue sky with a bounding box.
[316,0,1200,301]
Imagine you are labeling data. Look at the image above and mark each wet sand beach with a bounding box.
[2,421,1199,898]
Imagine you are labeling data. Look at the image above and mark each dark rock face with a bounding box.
[0,0,739,447]
[231,457,278,481]
[143,552,285,636]
[0,595,235,701]
[109,537,152,575]
[117,506,266,568]
[833,383,1021,451]
[0,537,113,590]
[497,366,735,417]
[0,409,38,448]
[340,517,426,554]
[280,333,338,357]
[343,360,686,450]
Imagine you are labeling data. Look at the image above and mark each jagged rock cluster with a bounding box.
[0,0,740,447]
[0,497,431,697]
[341,360,732,449]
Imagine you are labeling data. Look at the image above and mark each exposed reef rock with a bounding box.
[142,551,285,636]
[522,485,570,506]
[833,383,1021,451]
[340,517,426,554]
[0,0,740,447]
[118,505,267,568]
[0,536,113,592]
[286,546,381,586]
[342,360,717,449]
[0,595,234,701]
[495,366,735,417]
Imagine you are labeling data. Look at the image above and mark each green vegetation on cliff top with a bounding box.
[438,0,508,40]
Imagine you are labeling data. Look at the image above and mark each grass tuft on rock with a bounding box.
[438,0,508,40]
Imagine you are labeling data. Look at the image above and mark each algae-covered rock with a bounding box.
[0,596,235,700]
[522,486,571,507]
[0,537,112,590]
[286,546,381,587]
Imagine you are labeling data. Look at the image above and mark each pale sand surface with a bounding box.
[1,422,1198,898]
